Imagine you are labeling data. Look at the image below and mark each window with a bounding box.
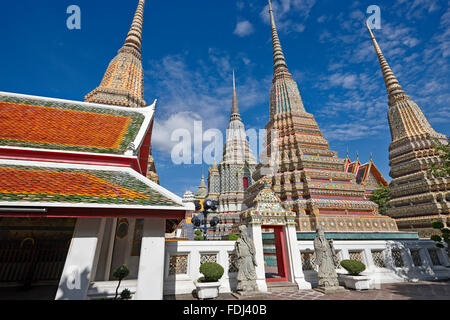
[243,177,249,190]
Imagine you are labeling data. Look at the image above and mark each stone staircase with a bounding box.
[267,281,299,292]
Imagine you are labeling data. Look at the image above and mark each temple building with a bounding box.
[345,154,389,196]
[205,72,258,237]
[0,0,192,300]
[366,22,449,237]
[243,1,398,234]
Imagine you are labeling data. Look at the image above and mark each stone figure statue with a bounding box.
[313,226,344,293]
[235,225,259,294]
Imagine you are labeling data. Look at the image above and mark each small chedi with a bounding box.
[235,225,259,295]
[313,227,345,293]
[206,72,258,238]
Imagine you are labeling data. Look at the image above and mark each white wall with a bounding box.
[298,239,450,287]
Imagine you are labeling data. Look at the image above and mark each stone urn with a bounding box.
[194,280,221,300]
[195,262,224,300]
[340,274,372,291]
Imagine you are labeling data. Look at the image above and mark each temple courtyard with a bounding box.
[165,280,450,301]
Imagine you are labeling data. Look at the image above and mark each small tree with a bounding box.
[429,137,450,178]
[369,184,391,215]
[112,265,130,300]
[430,220,450,259]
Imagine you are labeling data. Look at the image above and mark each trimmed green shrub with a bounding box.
[340,260,366,276]
[194,229,203,236]
[194,235,204,241]
[199,262,224,282]
[228,233,239,241]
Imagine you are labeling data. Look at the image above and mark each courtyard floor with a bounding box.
[165,280,450,300]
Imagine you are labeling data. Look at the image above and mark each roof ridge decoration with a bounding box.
[85,0,147,108]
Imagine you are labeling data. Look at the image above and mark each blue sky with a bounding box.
[0,0,449,197]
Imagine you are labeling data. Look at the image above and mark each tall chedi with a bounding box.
[366,22,448,237]
[207,72,257,237]
[85,0,159,183]
[244,1,398,233]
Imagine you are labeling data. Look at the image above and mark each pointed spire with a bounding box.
[365,21,409,106]
[85,0,147,108]
[231,70,241,121]
[268,0,292,81]
[123,0,146,53]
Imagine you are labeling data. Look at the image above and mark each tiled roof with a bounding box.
[0,164,178,207]
[0,93,146,154]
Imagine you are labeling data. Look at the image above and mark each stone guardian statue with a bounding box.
[313,226,345,293]
[234,225,259,295]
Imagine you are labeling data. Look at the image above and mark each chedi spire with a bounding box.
[365,21,409,106]
[268,0,292,82]
[85,0,147,108]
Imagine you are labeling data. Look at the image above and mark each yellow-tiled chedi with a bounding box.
[244,1,398,233]
[366,22,449,238]
[85,0,159,184]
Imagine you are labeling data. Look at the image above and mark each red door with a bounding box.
[263,226,289,282]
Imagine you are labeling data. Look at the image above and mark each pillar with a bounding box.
[135,218,166,300]
[56,218,106,300]
[284,224,312,289]
[247,223,268,293]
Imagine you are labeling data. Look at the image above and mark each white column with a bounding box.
[284,224,312,290]
[247,223,268,293]
[135,218,166,300]
[56,218,106,300]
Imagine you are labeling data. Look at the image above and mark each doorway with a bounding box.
[262,226,288,282]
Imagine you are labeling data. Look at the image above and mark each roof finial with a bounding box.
[231,70,241,120]
[268,0,291,82]
[124,0,146,53]
[365,21,409,106]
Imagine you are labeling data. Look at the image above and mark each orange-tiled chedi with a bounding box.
[244,1,398,233]
[366,23,449,238]
[85,0,159,184]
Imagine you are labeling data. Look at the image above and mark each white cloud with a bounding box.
[233,20,255,37]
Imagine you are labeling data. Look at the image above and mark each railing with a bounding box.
[163,241,238,295]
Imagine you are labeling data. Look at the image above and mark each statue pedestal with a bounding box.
[232,291,269,300]
[314,286,347,294]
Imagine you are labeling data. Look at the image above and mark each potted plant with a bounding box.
[194,262,224,299]
[339,260,372,290]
